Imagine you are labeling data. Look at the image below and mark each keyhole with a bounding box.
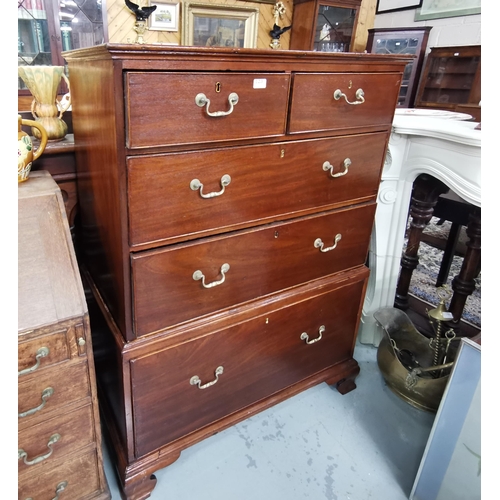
[280,149,285,158]
[215,82,221,93]
[274,231,279,238]
[348,80,353,89]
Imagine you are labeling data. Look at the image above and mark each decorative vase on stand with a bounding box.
[18,66,71,142]
[18,114,48,183]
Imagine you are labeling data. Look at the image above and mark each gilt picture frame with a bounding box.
[182,2,259,48]
[148,1,180,32]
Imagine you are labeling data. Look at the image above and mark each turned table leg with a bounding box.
[394,174,449,310]
[449,209,481,331]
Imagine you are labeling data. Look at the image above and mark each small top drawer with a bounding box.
[289,72,402,133]
[126,72,290,149]
[18,330,71,376]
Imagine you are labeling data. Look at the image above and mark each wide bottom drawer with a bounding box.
[130,271,367,457]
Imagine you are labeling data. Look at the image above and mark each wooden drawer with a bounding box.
[18,403,95,474]
[18,448,101,500]
[127,132,388,246]
[131,273,367,457]
[126,72,290,149]
[18,361,90,428]
[289,73,402,133]
[18,329,72,376]
[132,203,375,336]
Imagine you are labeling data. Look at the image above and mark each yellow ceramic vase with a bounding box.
[18,65,71,141]
[18,115,48,183]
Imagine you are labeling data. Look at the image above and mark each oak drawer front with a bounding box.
[18,448,101,500]
[18,361,90,426]
[126,72,290,149]
[289,73,402,133]
[18,329,71,376]
[131,275,366,457]
[128,133,388,246]
[18,403,95,474]
[132,203,375,336]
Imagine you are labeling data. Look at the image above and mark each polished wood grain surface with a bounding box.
[126,72,290,149]
[132,203,375,336]
[127,132,388,247]
[131,273,366,456]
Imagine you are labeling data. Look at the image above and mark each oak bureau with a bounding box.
[63,45,411,499]
[18,171,110,500]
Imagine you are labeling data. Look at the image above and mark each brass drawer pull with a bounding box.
[314,234,342,253]
[333,88,365,105]
[190,174,231,198]
[193,263,230,289]
[25,481,68,500]
[300,325,325,345]
[190,366,224,389]
[195,92,239,117]
[19,433,61,466]
[19,387,54,418]
[323,158,351,178]
[18,347,50,377]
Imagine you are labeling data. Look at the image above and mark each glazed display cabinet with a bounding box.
[366,27,432,108]
[414,45,481,111]
[289,0,361,52]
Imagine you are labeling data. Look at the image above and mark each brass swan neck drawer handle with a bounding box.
[190,174,231,199]
[314,234,342,253]
[193,263,230,289]
[190,366,224,389]
[25,481,68,500]
[333,88,365,105]
[18,347,50,377]
[19,387,54,418]
[323,158,351,178]
[300,325,325,345]
[195,92,239,117]
[18,433,61,466]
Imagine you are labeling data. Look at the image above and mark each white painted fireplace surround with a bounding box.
[358,111,481,346]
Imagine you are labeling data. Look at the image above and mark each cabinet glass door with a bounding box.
[314,5,357,52]
[420,55,480,106]
[372,36,420,106]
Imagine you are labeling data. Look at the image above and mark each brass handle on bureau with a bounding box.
[25,481,68,500]
[18,347,50,377]
[18,433,61,466]
[300,325,325,345]
[190,366,224,389]
[19,387,54,418]
[314,234,342,253]
[323,158,351,178]
[195,92,239,117]
[333,88,365,105]
[193,263,230,289]
[190,174,231,198]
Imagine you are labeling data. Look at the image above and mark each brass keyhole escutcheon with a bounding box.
[280,149,285,158]
[348,80,353,89]
[215,82,221,93]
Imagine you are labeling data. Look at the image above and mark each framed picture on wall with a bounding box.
[182,2,259,48]
[148,1,180,32]
[415,0,480,20]
[376,0,422,14]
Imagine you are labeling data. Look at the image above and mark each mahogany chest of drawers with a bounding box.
[63,45,410,500]
[18,171,110,500]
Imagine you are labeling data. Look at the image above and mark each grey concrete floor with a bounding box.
[102,342,436,500]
